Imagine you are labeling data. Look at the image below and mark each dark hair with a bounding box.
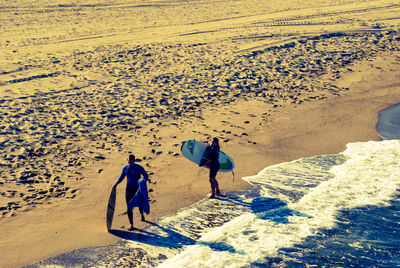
[129,154,135,162]
[212,137,220,150]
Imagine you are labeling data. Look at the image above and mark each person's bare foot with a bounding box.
[128,225,136,231]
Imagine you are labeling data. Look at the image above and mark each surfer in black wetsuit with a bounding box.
[114,154,149,231]
[200,137,220,198]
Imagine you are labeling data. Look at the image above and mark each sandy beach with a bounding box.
[1,0,400,267]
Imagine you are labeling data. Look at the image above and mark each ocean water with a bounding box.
[32,139,400,267]
[156,140,400,267]
[377,103,400,140]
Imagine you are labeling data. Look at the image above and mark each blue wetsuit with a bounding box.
[116,164,148,204]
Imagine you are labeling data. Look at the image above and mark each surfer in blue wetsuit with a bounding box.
[200,137,220,198]
[114,154,149,231]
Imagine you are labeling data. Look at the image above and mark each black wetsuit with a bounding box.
[204,145,220,177]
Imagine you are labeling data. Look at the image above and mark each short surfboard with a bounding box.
[180,139,235,172]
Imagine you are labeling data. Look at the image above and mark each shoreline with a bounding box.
[1,50,400,268]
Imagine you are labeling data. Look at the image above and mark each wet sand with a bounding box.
[1,0,400,267]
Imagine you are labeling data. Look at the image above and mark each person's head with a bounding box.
[210,137,219,148]
[128,154,135,165]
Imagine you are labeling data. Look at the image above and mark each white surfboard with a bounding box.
[180,139,234,172]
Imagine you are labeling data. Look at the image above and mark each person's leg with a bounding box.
[126,191,135,230]
[214,177,220,195]
[127,209,134,229]
[209,177,216,198]
[209,168,219,197]
[139,207,145,221]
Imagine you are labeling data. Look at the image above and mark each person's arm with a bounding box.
[141,166,149,181]
[200,159,212,167]
[114,168,126,187]
[200,146,212,167]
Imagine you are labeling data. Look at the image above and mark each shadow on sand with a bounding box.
[109,196,309,254]
[110,221,237,253]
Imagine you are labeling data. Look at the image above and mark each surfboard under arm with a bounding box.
[180,139,235,172]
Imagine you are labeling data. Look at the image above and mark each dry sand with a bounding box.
[1,0,400,267]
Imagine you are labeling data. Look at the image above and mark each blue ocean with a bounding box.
[31,108,400,267]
